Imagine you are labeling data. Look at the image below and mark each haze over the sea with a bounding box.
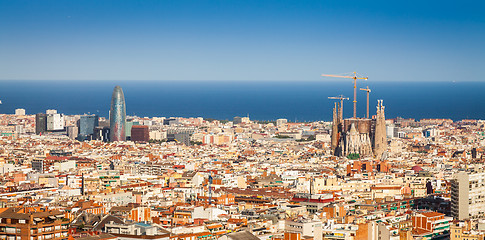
[0,80,483,122]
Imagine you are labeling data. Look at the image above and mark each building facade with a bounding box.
[285,217,322,240]
[46,114,64,131]
[35,113,47,135]
[0,207,69,240]
[131,125,149,142]
[451,171,485,220]
[276,118,288,126]
[412,212,452,239]
[450,222,485,240]
[233,116,250,124]
[78,115,99,140]
[94,126,111,142]
[66,126,78,140]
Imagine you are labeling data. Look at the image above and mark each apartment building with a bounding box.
[451,171,485,220]
[0,207,69,240]
[412,212,452,239]
[450,222,485,240]
[285,217,322,240]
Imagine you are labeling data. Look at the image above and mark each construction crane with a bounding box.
[322,72,368,119]
[328,95,349,118]
[359,86,371,119]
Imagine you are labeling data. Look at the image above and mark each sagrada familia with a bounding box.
[331,100,387,159]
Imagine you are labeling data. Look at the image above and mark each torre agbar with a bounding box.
[109,86,126,141]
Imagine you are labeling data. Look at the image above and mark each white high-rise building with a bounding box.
[15,108,26,116]
[47,114,65,131]
[451,171,485,220]
[276,118,288,126]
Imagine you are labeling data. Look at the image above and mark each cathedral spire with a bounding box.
[331,102,339,154]
[374,100,387,159]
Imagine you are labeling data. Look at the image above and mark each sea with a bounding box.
[0,80,483,122]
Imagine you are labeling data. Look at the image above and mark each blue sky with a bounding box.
[0,0,484,81]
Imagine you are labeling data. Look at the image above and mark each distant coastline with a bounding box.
[0,80,483,121]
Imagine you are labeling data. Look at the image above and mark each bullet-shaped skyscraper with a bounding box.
[109,86,126,141]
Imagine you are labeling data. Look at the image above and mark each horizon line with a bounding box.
[0,79,478,83]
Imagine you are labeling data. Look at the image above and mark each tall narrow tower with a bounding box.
[109,86,126,141]
[374,100,387,158]
[331,102,339,153]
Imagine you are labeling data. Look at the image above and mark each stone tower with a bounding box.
[331,102,344,155]
[331,102,339,152]
[374,100,387,158]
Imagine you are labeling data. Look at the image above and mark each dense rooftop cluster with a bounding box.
[1,112,485,240]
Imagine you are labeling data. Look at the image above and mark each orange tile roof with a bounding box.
[371,186,401,190]
[206,224,223,229]
[413,228,432,235]
[421,212,443,218]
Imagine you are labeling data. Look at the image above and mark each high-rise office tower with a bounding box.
[35,113,47,135]
[109,86,126,141]
[78,115,99,140]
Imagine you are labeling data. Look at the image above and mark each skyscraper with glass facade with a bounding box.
[109,86,126,141]
[78,114,99,140]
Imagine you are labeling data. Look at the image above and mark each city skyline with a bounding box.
[1,1,485,237]
[0,0,484,82]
